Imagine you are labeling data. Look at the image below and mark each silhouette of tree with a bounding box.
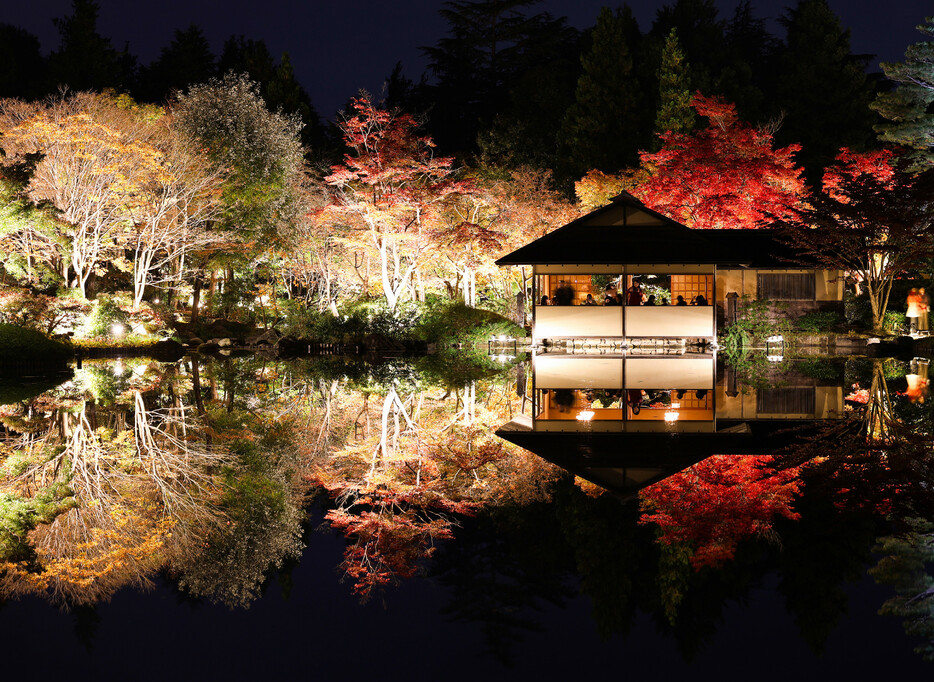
[47,0,136,93]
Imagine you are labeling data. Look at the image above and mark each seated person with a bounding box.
[645,294,656,306]
[584,293,596,306]
[691,294,708,306]
[540,295,550,306]
[675,295,688,306]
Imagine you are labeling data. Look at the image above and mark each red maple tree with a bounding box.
[636,94,806,229]
[639,455,803,569]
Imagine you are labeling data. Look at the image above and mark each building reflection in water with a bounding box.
[497,349,844,497]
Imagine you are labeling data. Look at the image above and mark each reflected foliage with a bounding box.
[0,357,306,610]
[2,351,934,665]
[871,518,934,660]
[639,455,802,571]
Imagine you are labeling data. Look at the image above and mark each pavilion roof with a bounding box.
[495,193,812,268]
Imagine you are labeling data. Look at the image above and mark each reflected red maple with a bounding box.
[639,455,803,569]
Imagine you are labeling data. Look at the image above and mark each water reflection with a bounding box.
[0,357,305,608]
[497,350,845,497]
[1,350,934,665]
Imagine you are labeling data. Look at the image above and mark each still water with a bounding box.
[0,350,932,679]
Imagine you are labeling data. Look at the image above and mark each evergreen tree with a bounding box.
[382,62,429,119]
[654,28,694,143]
[422,0,555,155]
[871,16,934,171]
[718,0,778,123]
[650,0,725,97]
[0,24,47,99]
[775,0,877,186]
[139,25,215,103]
[47,0,136,93]
[477,13,581,171]
[219,37,326,155]
[558,6,648,180]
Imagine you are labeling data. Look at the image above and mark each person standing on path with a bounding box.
[920,288,929,334]
[907,287,923,334]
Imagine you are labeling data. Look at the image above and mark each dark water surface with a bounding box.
[0,352,932,679]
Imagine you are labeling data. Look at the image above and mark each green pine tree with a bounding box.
[871,16,934,172]
[558,6,648,179]
[774,0,877,186]
[654,28,695,144]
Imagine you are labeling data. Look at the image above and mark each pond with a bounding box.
[0,349,932,679]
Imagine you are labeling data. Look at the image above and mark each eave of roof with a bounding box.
[495,193,816,268]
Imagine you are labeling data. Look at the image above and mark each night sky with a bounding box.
[2,0,926,121]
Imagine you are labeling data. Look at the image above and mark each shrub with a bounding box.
[720,297,790,354]
[795,358,844,382]
[413,299,522,345]
[794,310,842,333]
[0,287,88,336]
[83,295,131,338]
[844,290,871,327]
[883,310,907,335]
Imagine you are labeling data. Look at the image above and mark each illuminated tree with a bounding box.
[654,28,695,142]
[636,94,806,228]
[787,149,934,331]
[325,97,471,312]
[474,167,578,302]
[575,167,650,212]
[0,94,168,298]
[0,175,64,288]
[123,118,224,308]
[172,73,304,318]
[433,194,506,306]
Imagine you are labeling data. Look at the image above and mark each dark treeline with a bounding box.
[0,0,882,187]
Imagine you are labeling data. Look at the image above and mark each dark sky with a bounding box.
[2,0,926,120]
